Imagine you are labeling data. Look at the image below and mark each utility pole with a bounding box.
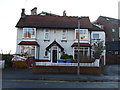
[77,17,80,75]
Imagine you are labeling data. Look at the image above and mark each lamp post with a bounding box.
[77,17,80,75]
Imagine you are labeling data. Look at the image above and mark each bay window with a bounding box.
[21,46,35,57]
[74,47,89,60]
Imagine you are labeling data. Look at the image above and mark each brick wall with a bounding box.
[32,57,105,75]
[32,66,102,75]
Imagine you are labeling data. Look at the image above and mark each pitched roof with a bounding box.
[100,16,120,22]
[90,24,104,31]
[97,16,120,26]
[16,16,94,29]
[71,43,91,47]
[46,41,64,51]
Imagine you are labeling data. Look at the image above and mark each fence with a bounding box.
[35,59,100,67]
[106,55,120,64]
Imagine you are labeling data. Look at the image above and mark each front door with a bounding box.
[52,50,57,63]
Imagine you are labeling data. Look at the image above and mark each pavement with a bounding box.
[2,65,120,82]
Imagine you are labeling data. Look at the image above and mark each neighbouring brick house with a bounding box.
[94,16,120,64]
[15,8,106,65]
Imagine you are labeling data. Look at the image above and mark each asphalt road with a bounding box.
[2,79,119,88]
[2,65,120,89]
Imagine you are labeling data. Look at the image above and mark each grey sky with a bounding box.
[0,0,119,54]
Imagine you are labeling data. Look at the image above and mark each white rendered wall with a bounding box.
[36,29,75,60]
[16,28,106,63]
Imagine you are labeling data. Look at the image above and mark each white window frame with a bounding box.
[61,30,67,40]
[21,46,36,57]
[75,29,88,41]
[23,28,36,38]
[74,47,89,60]
[44,29,49,40]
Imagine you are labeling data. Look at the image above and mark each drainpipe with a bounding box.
[90,31,92,59]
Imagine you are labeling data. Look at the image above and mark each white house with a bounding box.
[15,8,105,64]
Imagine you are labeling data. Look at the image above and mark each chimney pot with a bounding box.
[63,10,66,16]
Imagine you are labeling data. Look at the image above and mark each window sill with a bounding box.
[92,39,101,40]
[44,40,50,42]
[44,56,49,58]
[74,40,89,41]
[61,40,67,42]
[22,38,37,40]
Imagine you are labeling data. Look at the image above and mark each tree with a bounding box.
[92,40,105,59]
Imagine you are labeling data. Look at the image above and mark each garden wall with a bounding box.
[32,58,104,75]
[32,66,102,75]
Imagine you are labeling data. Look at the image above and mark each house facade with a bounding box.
[15,8,105,64]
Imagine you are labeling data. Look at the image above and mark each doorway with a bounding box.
[52,50,57,63]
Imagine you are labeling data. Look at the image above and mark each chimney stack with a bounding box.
[63,10,66,16]
[31,7,37,15]
[21,8,26,18]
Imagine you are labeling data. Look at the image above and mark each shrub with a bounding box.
[60,54,73,59]
[2,54,13,68]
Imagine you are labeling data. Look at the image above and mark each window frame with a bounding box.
[21,46,36,56]
[23,28,36,38]
[75,29,88,41]
[44,29,50,40]
[74,47,89,60]
[61,30,67,40]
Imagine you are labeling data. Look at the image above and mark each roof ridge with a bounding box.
[26,15,90,19]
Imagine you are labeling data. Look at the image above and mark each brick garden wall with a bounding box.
[32,56,105,75]
[32,66,102,75]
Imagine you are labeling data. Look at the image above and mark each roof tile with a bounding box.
[16,16,94,29]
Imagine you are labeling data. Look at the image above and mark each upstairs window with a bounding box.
[76,29,88,40]
[44,30,49,40]
[93,33,99,39]
[62,30,67,40]
[23,28,36,38]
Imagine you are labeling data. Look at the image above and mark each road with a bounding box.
[2,65,120,89]
[2,79,119,88]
